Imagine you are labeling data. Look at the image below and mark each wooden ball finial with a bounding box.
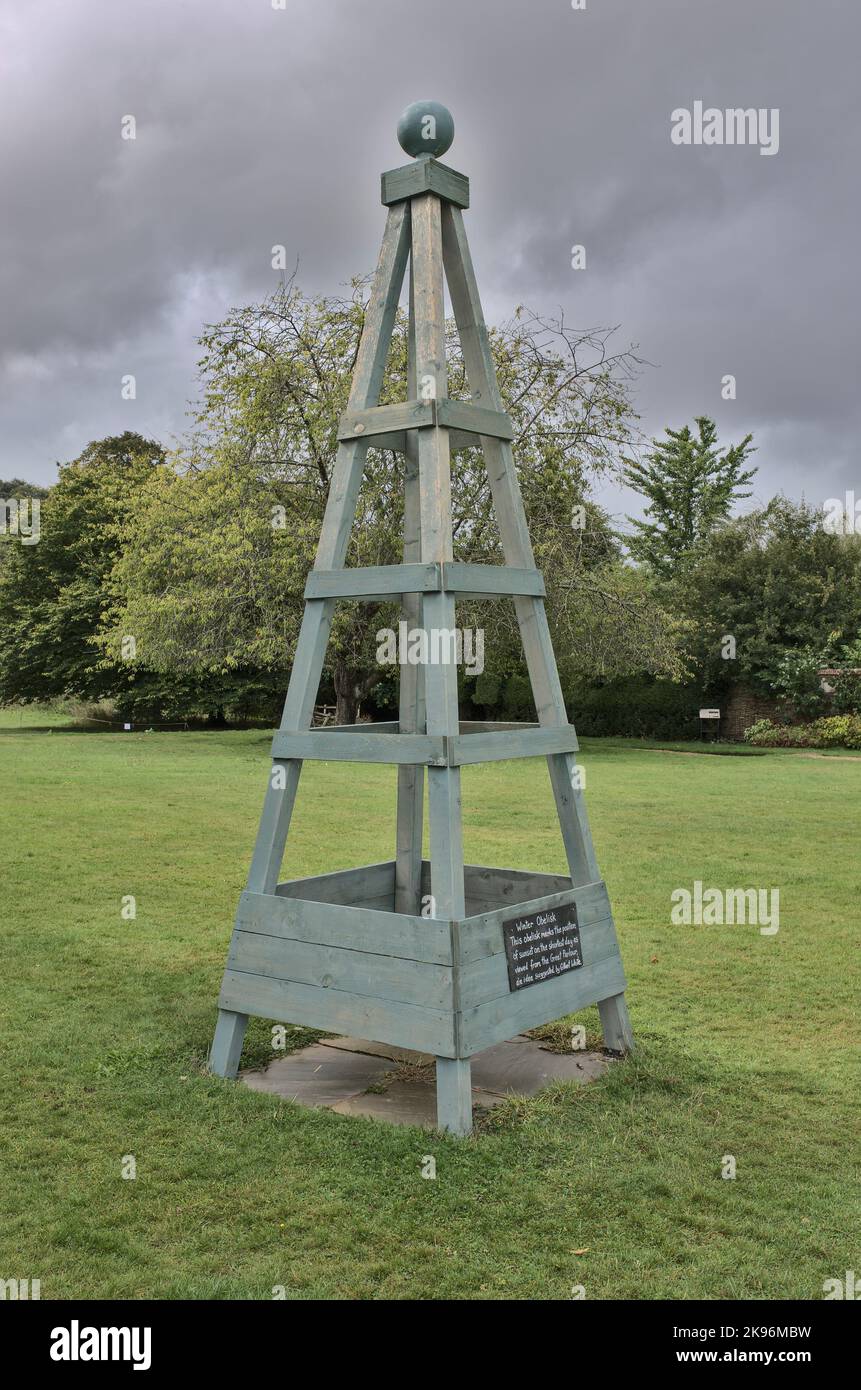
[397,100,455,159]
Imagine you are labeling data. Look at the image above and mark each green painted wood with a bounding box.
[209,1008,248,1079]
[441,202,602,889]
[441,562,545,598]
[338,400,433,441]
[228,930,454,1010]
[458,953,628,1056]
[395,258,427,917]
[307,720,400,735]
[598,993,635,1052]
[412,188,473,1135]
[219,969,457,1057]
[237,887,452,964]
[448,429,481,452]
[458,719,538,733]
[339,398,512,446]
[435,1057,473,1135]
[271,729,447,765]
[443,202,633,1057]
[466,863,575,897]
[435,398,514,440]
[381,158,469,209]
[275,859,395,905]
[456,878,612,963]
[412,191,465,920]
[303,561,544,602]
[448,725,579,765]
[342,427,485,454]
[422,860,572,907]
[242,200,411,900]
[209,202,412,1076]
[304,562,440,601]
[363,430,408,452]
[213,131,634,1101]
[270,726,577,768]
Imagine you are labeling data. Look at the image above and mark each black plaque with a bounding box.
[502,902,582,991]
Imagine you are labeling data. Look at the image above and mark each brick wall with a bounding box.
[721,685,784,741]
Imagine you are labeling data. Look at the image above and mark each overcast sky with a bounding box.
[1,0,858,527]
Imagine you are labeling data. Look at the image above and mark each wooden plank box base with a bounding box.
[217,860,627,1061]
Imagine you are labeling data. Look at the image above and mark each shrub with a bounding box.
[744,715,861,749]
[813,715,861,749]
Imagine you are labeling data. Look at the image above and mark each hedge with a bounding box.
[744,715,861,749]
[564,677,702,740]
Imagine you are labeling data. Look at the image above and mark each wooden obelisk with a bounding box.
[210,101,633,1136]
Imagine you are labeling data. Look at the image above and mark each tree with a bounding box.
[678,497,861,698]
[0,478,48,497]
[0,434,167,710]
[1,479,48,570]
[623,417,756,579]
[108,278,682,722]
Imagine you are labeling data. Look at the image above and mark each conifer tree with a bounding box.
[623,417,755,579]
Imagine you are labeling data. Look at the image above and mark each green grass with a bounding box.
[1,717,858,1299]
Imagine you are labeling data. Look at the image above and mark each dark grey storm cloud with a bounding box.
[2,0,858,527]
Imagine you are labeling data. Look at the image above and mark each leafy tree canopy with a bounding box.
[0,433,165,707]
[106,279,683,720]
[679,497,861,697]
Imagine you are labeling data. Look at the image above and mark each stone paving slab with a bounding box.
[317,1036,434,1066]
[331,1080,505,1125]
[471,1039,607,1091]
[241,1043,393,1105]
[240,1033,608,1127]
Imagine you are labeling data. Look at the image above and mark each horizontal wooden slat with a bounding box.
[302,561,544,601]
[365,430,407,452]
[275,860,395,906]
[272,729,447,765]
[239,886,451,963]
[338,398,512,447]
[305,563,440,601]
[458,720,538,734]
[441,562,545,598]
[344,427,492,454]
[338,401,432,441]
[229,930,453,1009]
[462,863,574,898]
[418,861,574,911]
[272,727,577,766]
[436,399,514,440]
[219,969,457,1057]
[448,725,579,765]
[309,721,400,735]
[458,953,627,1056]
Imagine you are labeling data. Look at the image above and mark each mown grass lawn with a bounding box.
[1,715,858,1300]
